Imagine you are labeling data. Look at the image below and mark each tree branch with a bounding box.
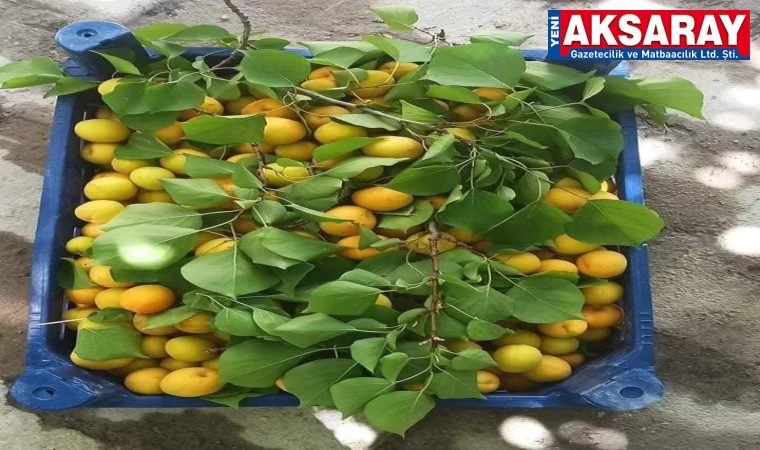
[213,0,253,70]
[426,221,444,350]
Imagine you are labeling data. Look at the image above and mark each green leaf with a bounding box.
[442,276,513,322]
[332,114,401,131]
[431,369,485,400]
[144,305,198,329]
[115,133,173,159]
[143,81,206,113]
[437,189,515,234]
[58,257,96,289]
[162,178,229,207]
[284,359,360,407]
[324,156,407,178]
[181,249,276,297]
[232,163,264,189]
[425,44,525,88]
[74,325,145,361]
[358,226,381,250]
[241,49,310,87]
[275,313,356,347]
[450,348,497,370]
[509,277,585,323]
[184,155,239,178]
[165,25,233,42]
[101,203,201,231]
[513,171,551,205]
[92,51,142,75]
[202,387,272,407]
[119,112,178,133]
[300,40,377,54]
[378,199,434,231]
[641,103,669,126]
[214,308,261,336]
[252,308,291,336]
[634,77,704,119]
[133,23,188,40]
[241,227,343,263]
[385,65,429,100]
[308,47,367,68]
[183,290,232,313]
[557,117,624,164]
[466,320,510,341]
[278,176,342,210]
[521,61,593,90]
[87,309,132,324]
[378,352,409,382]
[364,391,435,436]
[284,204,344,224]
[362,35,431,63]
[385,165,459,195]
[181,115,266,145]
[438,311,469,340]
[251,37,290,49]
[425,85,481,104]
[470,32,534,46]
[250,200,288,226]
[313,137,379,163]
[350,337,387,372]
[583,77,606,100]
[370,5,419,31]
[0,57,62,88]
[484,201,570,248]
[91,225,196,270]
[219,339,315,388]
[330,377,393,417]
[308,281,381,315]
[44,76,98,97]
[567,199,665,246]
[400,101,442,124]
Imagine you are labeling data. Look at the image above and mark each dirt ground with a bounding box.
[0,0,758,449]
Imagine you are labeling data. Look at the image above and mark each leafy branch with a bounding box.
[212,0,253,70]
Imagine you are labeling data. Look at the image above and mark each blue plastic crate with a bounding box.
[10,22,663,411]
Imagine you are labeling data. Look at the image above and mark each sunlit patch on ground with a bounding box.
[312,409,377,450]
[719,151,760,175]
[499,416,555,449]
[557,420,629,450]
[638,137,680,167]
[694,166,744,189]
[719,226,760,256]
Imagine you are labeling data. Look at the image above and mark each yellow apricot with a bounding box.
[493,330,542,348]
[601,179,617,193]
[195,237,236,256]
[303,106,350,130]
[263,117,307,146]
[94,106,115,119]
[351,186,414,212]
[477,370,501,393]
[80,143,118,165]
[578,327,613,342]
[313,151,357,170]
[447,227,482,244]
[558,352,586,368]
[537,320,588,339]
[405,232,457,255]
[97,78,123,96]
[554,177,584,189]
[89,266,135,288]
[241,98,298,120]
[582,305,623,328]
[492,344,543,373]
[129,166,175,191]
[125,367,171,395]
[581,282,624,306]
[108,358,159,378]
[537,259,579,275]
[225,96,257,115]
[153,122,184,145]
[576,250,627,278]
[301,78,338,90]
[424,195,448,209]
[70,352,134,370]
[521,355,572,382]
[75,200,125,224]
[75,256,96,273]
[141,336,170,359]
[352,166,384,182]
[227,154,255,164]
[319,205,377,236]
[175,311,214,334]
[378,61,419,80]
[499,373,544,392]
[539,336,580,355]
[348,70,395,98]
[137,190,174,203]
[544,187,591,214]
[375,294,393,308]
[494,252,541,274]
[94,288,127,309]
[65,236,94,255]
[337,235,393,261]
[80,223,105,237]
[159,358,199,371]
[159,149,209,175]
[202,357,220,370]
[159,367,222,397]
[275,141,318,162]
[275,377,288,391]
[262,163,310,187]
[445,340,482,353]
[473,87,510,101]
[444,127,476,141]
[314,122,368,144]
[112,158,151,175]
[361,135,423,159]
[452,104,485,122]
[75,119,131,143]
[165,337,216,362]
[349,96,392,106]
[119,285,175,314]
[589,191,619,200]
[83,177,138,201]
[133,314,177,336]
[232,217,259,234]
[308,66,340,80]
[552,234,600,255]
[62,307,97,329]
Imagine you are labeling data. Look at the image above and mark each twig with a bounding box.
[426,221,444,350]
[253,146,267,183]
[213,0,253,70]
[292,86,439,129]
